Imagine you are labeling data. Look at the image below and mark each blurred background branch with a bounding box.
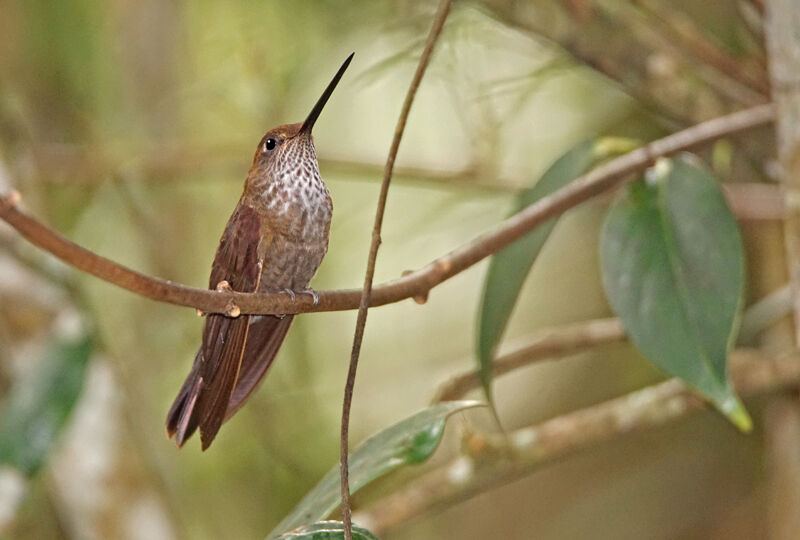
[359,348,800,536]
[762,1,800,538]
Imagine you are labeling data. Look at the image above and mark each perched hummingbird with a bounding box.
[166,54,353,450]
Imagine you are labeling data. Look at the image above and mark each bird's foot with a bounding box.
[269,288,318,317]
[266,288,295,319]
[297,288,320,305]
[280,288,296,302]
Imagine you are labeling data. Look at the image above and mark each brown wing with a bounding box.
[166,200,263,449]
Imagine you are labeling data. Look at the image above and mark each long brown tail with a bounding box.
[166,314,293,449]
[226,315,293,419]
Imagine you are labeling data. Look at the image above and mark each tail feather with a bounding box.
[166,353,202,443]
[226,315,293,419]
[173,376,202,447]
[166,314,293,449]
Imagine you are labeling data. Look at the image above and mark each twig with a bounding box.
[339,1,453,538]
[488,2,752,127]
[355,348,800,536]
[433,318,626,402]
[0,104,775,318]
[740,284,795,344]
[634,0,770,96]
[623,6,764,108]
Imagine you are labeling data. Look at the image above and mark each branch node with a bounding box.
[215,280,232,293]
[413,291,429,305]
[1,190,21,209]
[224,302,241,318]
[196,308,206,317]
[436,258,453,276]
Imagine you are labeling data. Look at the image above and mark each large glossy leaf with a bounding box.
[0,333,94,475]
[477,137,638,402]
[276,521,380,540]
[600,154,750,430]
[267,401,483,539]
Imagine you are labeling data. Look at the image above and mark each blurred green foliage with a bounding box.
[0,333,92,476]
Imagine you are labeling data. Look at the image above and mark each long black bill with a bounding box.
[299,52,354,135]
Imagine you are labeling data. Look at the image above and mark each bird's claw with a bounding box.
[280,288,296,301]
[278,288,318,305]
[299,289,320,305]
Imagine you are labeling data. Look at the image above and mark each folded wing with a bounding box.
[167,201,264,449]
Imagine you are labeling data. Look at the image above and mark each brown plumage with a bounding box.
[166,54,353,450]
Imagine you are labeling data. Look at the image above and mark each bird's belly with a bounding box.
[257,181,332,291]
[259,233,328,291]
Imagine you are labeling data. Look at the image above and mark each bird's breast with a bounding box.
[261,173,332,243]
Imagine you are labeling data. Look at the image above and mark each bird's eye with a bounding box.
[262,138,277,153]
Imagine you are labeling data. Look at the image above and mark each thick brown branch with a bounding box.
[356,348,800,536]
[0,104,775,317]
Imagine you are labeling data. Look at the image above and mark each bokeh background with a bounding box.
[0,1,785,539]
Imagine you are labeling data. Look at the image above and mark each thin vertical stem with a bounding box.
[339,1,453,538]
[764,3,800,538]
[766,0,800,341]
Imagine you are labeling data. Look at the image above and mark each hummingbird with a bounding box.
[166,53,353,450]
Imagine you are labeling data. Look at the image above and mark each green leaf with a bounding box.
[477,137,638,403]
[268,401,483,539]
[276,521,380,540]
[600,155,750,430]
[0,333,94,475]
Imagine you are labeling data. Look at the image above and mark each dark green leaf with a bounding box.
[477,137,638,402]
[276,521,380,540]
[600,154,750,430]
[268,401,483,539]
[0,333,94,475]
